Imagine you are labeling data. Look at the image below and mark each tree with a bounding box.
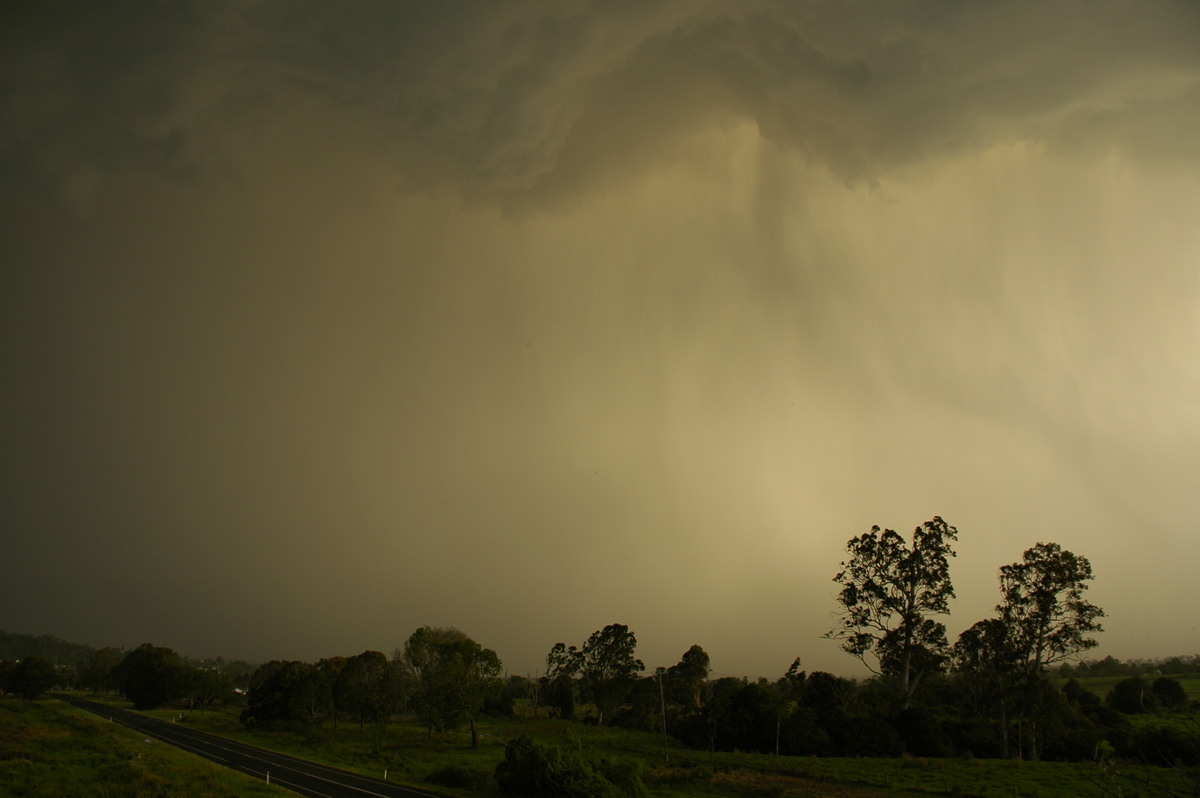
[994,542,1104,760]
[79,647,123,694]
[666,645,710,711]
[402,627,503,746]
[543,642,580,719]
[337,650,392,731]
[5,656,56,699]
[998,543,1104,675]
[577,624,644,726]
[112,644,185,710]
[953,617,1020,758]
[1152,677,1188,710]
[181,667,230,713]
[241,660,326,728]
[773,659,806,755]
[826,517,958,708]
[316,656,347,728]
[1107,677,1156,715]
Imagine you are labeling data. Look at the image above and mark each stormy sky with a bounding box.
[3,1,1199,678]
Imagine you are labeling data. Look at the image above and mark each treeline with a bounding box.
[238,627,507,747]
[2,630,1197,769]
[0,630,96,667]
[528,520,1199,767]
[3,516,1198,770]
[0,629,257,696]
[1061,654,1200,679]
[0,643,255,713]
[547,643,1198,767]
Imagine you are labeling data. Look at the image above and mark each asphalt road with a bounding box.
[55,694,448,798]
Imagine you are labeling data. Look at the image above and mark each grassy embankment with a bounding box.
[131,699,1196,798]
[0,697,290,798]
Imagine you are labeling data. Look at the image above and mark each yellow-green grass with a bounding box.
[0,697,290,798]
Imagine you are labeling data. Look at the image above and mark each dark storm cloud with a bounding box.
[3,1,1199,674]
[6,1,1199,206]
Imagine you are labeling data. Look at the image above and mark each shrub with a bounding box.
[1152,677,1189,710]
[1107,677,1158,714]
[5,657,56,700]
[494,735,646,797]
[427,763,493,790]
[1133,725,1200,767]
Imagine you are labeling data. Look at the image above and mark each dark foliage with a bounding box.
[0,630,97,669]
[241,660,326,728]
[1152,677,1189,710]
[1107,677,1158,714]
[112,644,186,710]
[827,518,958,708]
[1131,724,1200,767]
[494,735,646,798]
[426,764,494,790]
[4,656,57,699]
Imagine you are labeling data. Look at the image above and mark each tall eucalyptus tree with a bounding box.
[826,516,958,708]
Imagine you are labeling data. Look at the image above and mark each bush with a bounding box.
[427,763,493,790]
[1132,725,1200,767]
[5,657,56,700]
[1107,677,1158,714]
[1152,677,1189,710]
[494,735,646,798]
[836,715,903,757]
[896,707,953,757]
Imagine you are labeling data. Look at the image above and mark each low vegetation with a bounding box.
[0,697,289,797]
[124,694,1196,798]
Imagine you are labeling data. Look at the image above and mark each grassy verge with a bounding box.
[0,697,291,797]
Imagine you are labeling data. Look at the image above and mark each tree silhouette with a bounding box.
[577,624,644,726]
[1003,542,1103,760]
[826,517,958,708]
[402,626,502,746]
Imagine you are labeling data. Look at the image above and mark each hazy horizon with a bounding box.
[3,1,1199,682]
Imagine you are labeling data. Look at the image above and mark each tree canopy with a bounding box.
[953,541,1105,760]
[543,623,645,726]
[4,656,56,699]
[402,626,503,746]
[337,650,393,731]
[826,517,958,707]
[997,542,1104,676]
[112,644,186,710]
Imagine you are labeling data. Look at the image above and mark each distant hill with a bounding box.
[0,630,256,681]
[0,630,102,667]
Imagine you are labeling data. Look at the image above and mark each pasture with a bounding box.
[129,698,1196,797]
[4,690,1194,797]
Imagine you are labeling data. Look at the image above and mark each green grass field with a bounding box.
[5,693,1195,797]
[129,700,1197,798]
[0,698,290,797]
